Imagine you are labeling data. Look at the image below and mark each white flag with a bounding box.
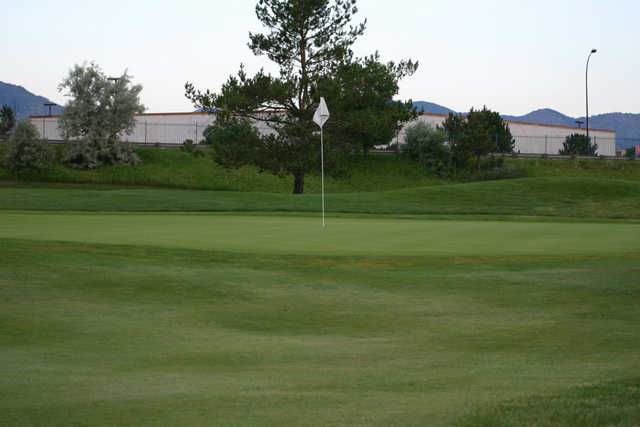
[313,97,330,128]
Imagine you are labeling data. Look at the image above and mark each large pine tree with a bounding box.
[186,0,416,193]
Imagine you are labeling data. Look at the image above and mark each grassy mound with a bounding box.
[1,146,639,193]
[2,176,639,219]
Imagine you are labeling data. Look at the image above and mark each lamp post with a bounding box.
[107,77,120,140]
[585,49,597,141]
[43,103,56,116]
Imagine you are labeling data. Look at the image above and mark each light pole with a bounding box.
[585,49,597,141]
[43,102,56,116]
[107,77,120,140]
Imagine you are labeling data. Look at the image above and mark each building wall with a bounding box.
[31,111,617,156]
[395,113,616,156]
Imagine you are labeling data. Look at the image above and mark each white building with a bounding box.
[31,111,616,156]
[395,113,616,156]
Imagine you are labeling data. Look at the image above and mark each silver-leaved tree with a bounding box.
[58,62,145,168]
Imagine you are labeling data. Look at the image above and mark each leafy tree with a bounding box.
[57,62,144,168]
[624,147,637,160]
[402,122,449,175]
[442,107,514,170]
[204,117,262,169]
[559,133,598,156]
[0,105,16,137]
[186,0,416,193]
[318,54,418,156]
[6,120,53,174]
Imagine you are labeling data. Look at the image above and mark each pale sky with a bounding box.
[3,0,639,117]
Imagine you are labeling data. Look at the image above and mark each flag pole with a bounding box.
[313,97,330,228]
[321,125,325,228]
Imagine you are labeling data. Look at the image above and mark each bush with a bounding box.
[6,120,53,174]
[204,119,262,169]
[625,147,637,160]
[180,139,206,157]
[559,133,598,156]
[403,122,451,175]
[62,138,140,169]
[0,141,8,168]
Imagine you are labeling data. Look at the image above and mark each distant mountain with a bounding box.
[412,101,457,115]
[577,113,640,149]
[0,81,63,119]
[413,102,640,149]
[502,108,576,127]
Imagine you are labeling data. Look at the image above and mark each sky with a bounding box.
[3,0,639,117]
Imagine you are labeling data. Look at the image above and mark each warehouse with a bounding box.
[30,111,617,156]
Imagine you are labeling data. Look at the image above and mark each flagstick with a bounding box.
[321,125,325,228]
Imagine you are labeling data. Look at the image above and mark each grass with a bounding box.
[2,149,639,425]
[0,148,445,193]
[456,377,640,426]
[1,227,639,426]
[1,146,639,194]
[1,212,639,257]
[2,176,640,219]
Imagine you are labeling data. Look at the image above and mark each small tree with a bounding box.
[624,147,637,160]
[559,133,598,156]
[403,122,449,174]
[58,62,144,168]
[0,105,16,137]
[442,107,514,170]
[6,120,53,174]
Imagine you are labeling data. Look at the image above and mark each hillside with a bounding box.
[0,81,63,119]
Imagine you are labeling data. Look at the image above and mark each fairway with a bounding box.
[1,188,640,425]
[1,212,640,257]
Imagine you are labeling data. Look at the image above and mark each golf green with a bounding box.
[1,212,639,257]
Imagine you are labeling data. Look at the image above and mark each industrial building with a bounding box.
[30,112,617,156]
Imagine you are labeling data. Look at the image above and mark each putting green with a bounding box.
[1,212,638,257]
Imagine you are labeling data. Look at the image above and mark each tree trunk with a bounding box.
[293,172,305,194]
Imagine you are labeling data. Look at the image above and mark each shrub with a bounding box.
[180,139,206,157]
[403,122,450,175]
[625,147,636,160]
[204,119,262,169]
[62,138,140,169]
[6,120,53,174]
[0,141,8,168]
[559,133,598,156]
[181,139,196,152]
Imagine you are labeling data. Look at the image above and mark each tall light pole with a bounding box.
[43,102,56,116]
[585,49,597,141]
[107,77,120,140]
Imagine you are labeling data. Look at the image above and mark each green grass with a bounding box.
[456,377,640,426]
[2,176,640,219]
[1,225,639,426]
[0,148,445,193]
[2,153,639,425]
[1,212,639,257]
[1,147,639,194]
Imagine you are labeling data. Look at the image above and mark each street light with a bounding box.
[43,102,56,116]
[585,49,597,141]
[107,77,120,140]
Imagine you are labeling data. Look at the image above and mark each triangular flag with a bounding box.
[313,97,330,128]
